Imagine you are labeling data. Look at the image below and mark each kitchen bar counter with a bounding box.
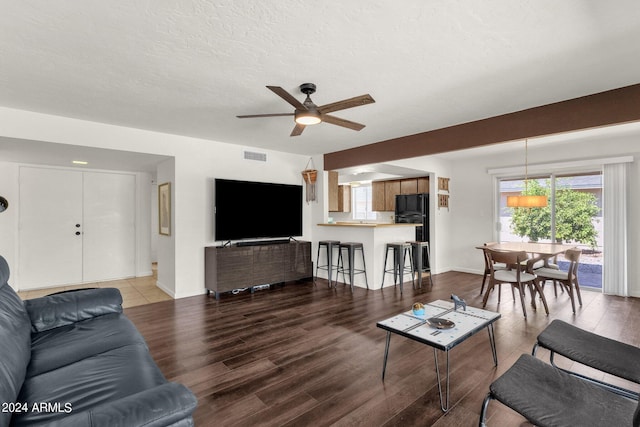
[318,222,418,228]
[314,223,419,290]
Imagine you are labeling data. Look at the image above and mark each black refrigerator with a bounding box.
[395,193,429,243]
[395,193,430,268]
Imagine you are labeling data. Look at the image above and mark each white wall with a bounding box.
[156,158,176,296]
[0,107,313,298]
[150,181,158,262]
[135,172,153,277]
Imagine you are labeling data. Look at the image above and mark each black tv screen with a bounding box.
[215,179,303,241]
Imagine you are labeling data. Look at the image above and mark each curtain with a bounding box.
[602,163,628,296]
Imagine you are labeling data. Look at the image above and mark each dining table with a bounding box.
[484,241,575,266]
[477,241,576,314]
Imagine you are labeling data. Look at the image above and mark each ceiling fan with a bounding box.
[237,83,375,136]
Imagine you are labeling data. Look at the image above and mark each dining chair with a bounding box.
[534,248,582,313]
[482,246,521,304]
[483,249,548,318]
[479,242,506,296]
[538,254,562,297]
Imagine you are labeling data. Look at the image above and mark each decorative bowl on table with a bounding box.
[412,302,425,316]
[426,317,455,329]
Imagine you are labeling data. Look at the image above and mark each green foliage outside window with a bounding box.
[510,179,599,248]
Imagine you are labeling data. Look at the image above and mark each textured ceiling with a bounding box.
[1,1,640,157]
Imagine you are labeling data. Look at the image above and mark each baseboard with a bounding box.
[155,280,175,299]
[452,267,484,275]
[137,270,153,277]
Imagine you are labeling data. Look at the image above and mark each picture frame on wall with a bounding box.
[158,182,171,236]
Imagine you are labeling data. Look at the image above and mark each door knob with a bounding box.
[76,224,81,228]
[75,231,81,236]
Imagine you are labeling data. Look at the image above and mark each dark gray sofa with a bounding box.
[0,255,197,426]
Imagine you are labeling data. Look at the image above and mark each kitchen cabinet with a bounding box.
[371,181,386,211]
[371,176,430,212]
[328,171,339,212]
[384,180,401,212]
[400,179,418,194]
[337,185,351,212]
[417,177,429,193]
[329,171,351,212]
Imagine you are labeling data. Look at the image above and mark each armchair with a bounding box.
[479,353,640,427]
[533,319,640,399]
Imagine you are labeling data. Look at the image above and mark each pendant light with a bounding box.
[506,139,548,208]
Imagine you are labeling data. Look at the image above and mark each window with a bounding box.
[498,172,602,289]
[352,184,376,220]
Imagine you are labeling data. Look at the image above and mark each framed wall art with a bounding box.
[438,177,450,192]
[158,182,171,236]
[438,194,450,209]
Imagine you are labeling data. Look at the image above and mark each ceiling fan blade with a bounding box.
[236,113,294,118]
[290,123,305,137]
[317,94,375,114]
[267,86,307,110]
[321,114,366,131]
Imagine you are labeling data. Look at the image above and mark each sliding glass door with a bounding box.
[498,172,602,289]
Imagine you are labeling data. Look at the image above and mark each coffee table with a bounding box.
[377,300,500,412]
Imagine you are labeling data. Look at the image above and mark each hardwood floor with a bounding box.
[124,272,640,426]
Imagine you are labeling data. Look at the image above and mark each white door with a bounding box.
[82,172,136,282]
[18,167,137,289]
[19,167,84,288]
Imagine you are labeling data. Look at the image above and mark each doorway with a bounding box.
[18,166,136,289]
[498,172,603,289]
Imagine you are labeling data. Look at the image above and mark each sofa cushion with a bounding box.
[25,287,123,333]
[27,312,148,377]
[36,383,198,427]
[14,343,168,426]
[0,256,31,427]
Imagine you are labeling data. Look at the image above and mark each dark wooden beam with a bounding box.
[323,83,640,170]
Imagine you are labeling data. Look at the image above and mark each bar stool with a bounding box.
[408,241,433,288]
[315,240,340,287]
[381,242,414,293]
[336,242,369,292]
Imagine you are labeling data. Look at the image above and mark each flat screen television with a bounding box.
[215,178,303,242]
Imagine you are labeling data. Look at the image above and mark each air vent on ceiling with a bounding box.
[243,150,267,162]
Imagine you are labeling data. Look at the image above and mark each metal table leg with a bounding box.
[379,321,499,413]
[433,348,451,412]
[327,244,335,288]
[488,323,498,366]
[381,331,391,380]
[395,247,403,293]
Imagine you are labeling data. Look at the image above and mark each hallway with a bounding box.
[17,264,171,308]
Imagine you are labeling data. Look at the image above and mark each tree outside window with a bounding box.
[510,179,599,248]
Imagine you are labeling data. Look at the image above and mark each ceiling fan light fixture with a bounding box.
[238,84,373,136]
[294,110,321,126]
